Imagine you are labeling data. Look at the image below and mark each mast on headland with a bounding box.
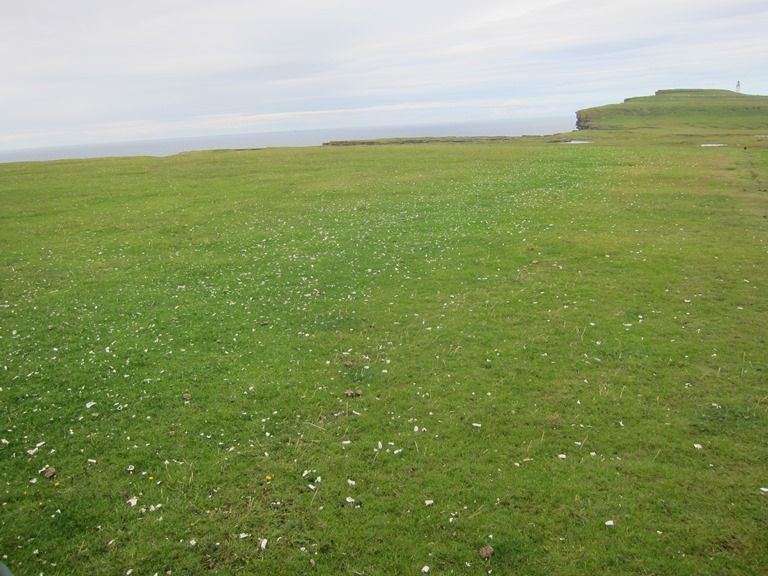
[736,80,741,93]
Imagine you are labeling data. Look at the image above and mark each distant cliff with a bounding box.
[575,89,768,132]
[575,109,598,130]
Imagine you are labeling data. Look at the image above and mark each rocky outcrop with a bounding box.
[575,109,597,130]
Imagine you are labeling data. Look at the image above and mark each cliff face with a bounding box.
[575,109,597,130]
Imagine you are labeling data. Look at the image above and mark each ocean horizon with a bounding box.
[0,116,576,163]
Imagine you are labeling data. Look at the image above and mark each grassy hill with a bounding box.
[1,92,767,575]
[576,88,768,133]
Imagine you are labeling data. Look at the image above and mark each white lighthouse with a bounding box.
[736,80,741,93]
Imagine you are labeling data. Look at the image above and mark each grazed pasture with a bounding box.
[1,134,767,575]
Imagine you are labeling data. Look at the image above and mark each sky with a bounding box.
[2,0,766,151]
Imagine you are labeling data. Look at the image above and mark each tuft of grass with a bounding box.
[1,95,768,575]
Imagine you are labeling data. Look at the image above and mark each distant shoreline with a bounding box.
[0,117,574,163]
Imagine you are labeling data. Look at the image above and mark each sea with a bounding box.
[0,117,576,163]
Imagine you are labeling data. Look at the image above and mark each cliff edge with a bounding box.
[575,89,768,132]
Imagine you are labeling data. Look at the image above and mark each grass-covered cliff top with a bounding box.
[576,88,768,133]
[323,89,768,146]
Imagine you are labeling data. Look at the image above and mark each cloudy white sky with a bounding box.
[2,0,766,150]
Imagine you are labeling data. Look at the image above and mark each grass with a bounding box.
[576,89,768,134]
[1,92,768,575]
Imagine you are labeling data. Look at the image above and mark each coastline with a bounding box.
[0,117,575,163]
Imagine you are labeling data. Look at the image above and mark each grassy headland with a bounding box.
[1,90,767,575]
[576,88,768,134]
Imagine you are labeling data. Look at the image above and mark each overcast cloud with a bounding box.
[2,0,766,150]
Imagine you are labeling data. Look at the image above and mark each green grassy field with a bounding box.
[576,88,768,134]
[1,91,767,575]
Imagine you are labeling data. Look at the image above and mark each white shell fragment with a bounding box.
[26,442,45,456]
